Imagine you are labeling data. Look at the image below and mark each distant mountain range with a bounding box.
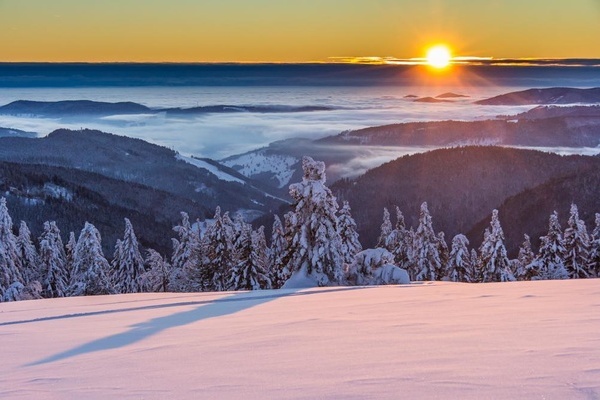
[0,100,337,117]
[475,87,600,105]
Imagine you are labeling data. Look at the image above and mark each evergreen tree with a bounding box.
[70,222,113,296]
[588,213,600,278]
[563,204,590,279]
[376,208,393,250]
[17,221,40,284]
[515,234,536,280]
[284,156,344,286]
[531,212,569,280]
[269,215,289,288]
[0,198,23,295]
[337,201,362,265]
[437,231,449,275]
[414,202,443,281]
[112,218,146,293]
[200,207,236,291]
[171,212,200,271]
[65,231,76,282]
[229,224,271,290]
[389,207,410,269]
[446,234,472,282]
[479,210,515,282]
[141,249,171,292]
[469,248,482,282]
[38,222,68,298]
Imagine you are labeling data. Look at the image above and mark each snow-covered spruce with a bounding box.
[413,202,443,281]
[563,204,591,279]
[0,198,24,298]
[530,212,569,280]
[337,201,362,265]
[111,218,146,293]
[69,222,113,296]
[446,234,472,282]
[478,210,515,282]
[282,156,344,287]
[38,221,69,298]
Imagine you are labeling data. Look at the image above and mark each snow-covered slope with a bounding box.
[222,151,298,189]
[177,154,245,184]
[2,280,599,399]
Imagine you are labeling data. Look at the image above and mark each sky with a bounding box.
[1,0,600,62]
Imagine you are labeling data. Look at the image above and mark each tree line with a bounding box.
[1,156,599,302]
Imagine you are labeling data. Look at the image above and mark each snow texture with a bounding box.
[176,154,245,184]
[2,280,600,399]
[222,151,298,188]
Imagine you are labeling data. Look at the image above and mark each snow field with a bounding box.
[2,279,600,399]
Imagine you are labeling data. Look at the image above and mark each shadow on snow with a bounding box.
[25,286,368,366]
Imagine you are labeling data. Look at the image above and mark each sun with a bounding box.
[426,45,452,69]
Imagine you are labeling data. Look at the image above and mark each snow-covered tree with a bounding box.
[38,221,68,298]
[141,249,171,292]
[269,215,289,288]
[479,210,515,282]
[388,207,411,269]
[229,224,271,291]
[414,202,443,281]
[588,213,600,278]
[171,212,200,271]
[445,234,472,282]
[563,204,590,279]
[469,248,482,282]
[376,208,393,250]
[65,231,76,281]
[530,212,569,280]
[2,281,42,302]
[0,198,23,296]
[337,201,362,265]
[16,221,40,284]
[70,222,113,296]
[200,207,236,291]
[283,156,344,287]
[112,218,146,293]
[514,234,536,281]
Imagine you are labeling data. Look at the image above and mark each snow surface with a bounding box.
[176,154,245,184]
[2,280,600,399]
[222,151,297,188]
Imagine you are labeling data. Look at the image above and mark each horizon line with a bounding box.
[1,57,600,67]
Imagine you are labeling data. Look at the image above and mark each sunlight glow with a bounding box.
[426,45,452,69]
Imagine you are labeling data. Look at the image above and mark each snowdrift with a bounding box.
[2,280,600,399]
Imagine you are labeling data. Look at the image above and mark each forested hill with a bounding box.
[475,87,600,105]
[0,129,283,217]
[331,146,600,254]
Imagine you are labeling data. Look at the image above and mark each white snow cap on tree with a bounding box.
[414,202,443,281]
[337,201,362,265]
[0,197,24,295]
[563,204,591,279]
[70,222,113,296]
[531,211,569,280]
[479,209,515,282]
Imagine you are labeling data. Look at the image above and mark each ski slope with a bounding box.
[1,280,599,399]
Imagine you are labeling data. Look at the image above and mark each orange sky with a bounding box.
[1,0,599,62]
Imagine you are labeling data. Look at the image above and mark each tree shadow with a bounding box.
[26,286,364,366]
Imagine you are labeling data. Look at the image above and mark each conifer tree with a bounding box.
[515,234,536,280]
[446,234,472,282]
[171,212,200,271]
[38,222,68,298]
[284,156,344,286]
[17,221,40,284]
[229,224,271,290]
[269,215,289,288]
[588,213,600,278]
[479,210,515,282]
[65,231,77,281]
[530,212,569,280]
[414,202,443,281]
[141,249,171,292]
[337,201,362,265]
[563,204,590,279]
[0,198,23,294]
[469,248,482,282]
[112,218,146,293]
[389,207,410,269]
[70,222,113,296]
[201,207,236,291]
[376,208,393,250]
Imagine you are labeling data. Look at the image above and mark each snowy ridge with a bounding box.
[222,151,298,188]
[2,280,600,399]
[176,154,245,184]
